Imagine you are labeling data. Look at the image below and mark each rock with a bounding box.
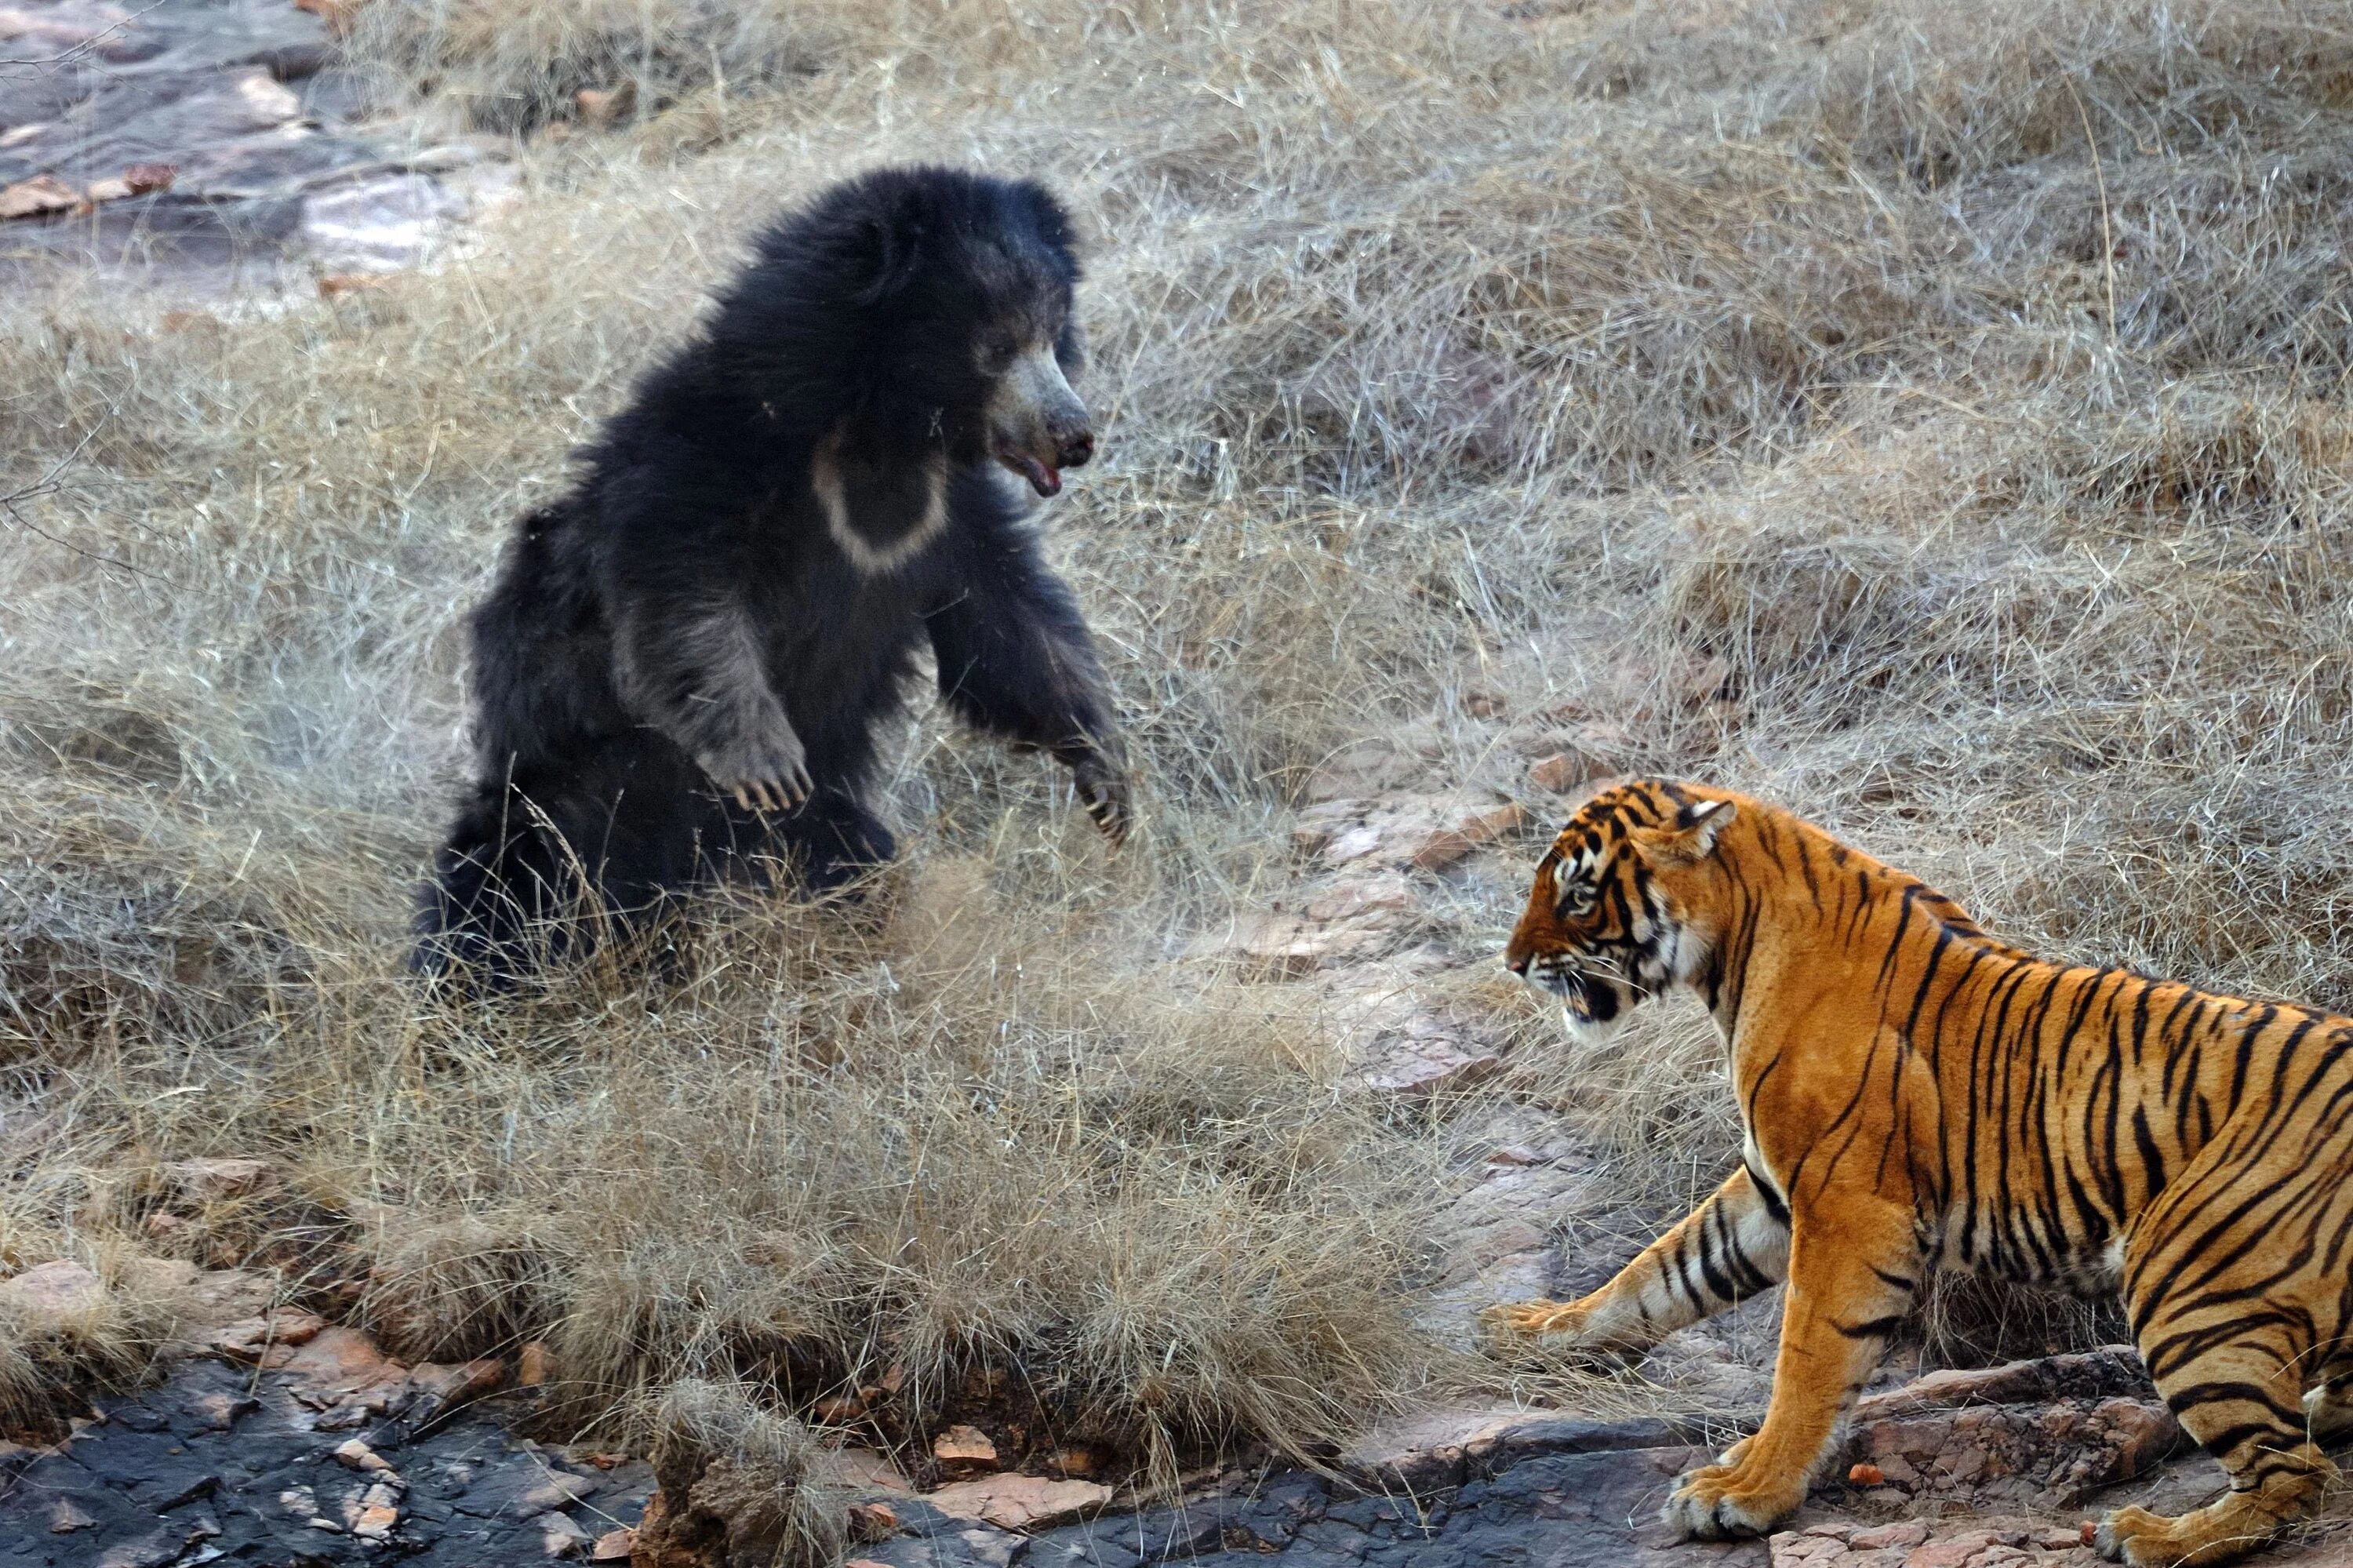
[1045,1446,1099,1479]
[189,1388,256,1431]
[1292,794,1519,873]
[847,1500,899,1541]
[1847,1390,2184,1508]
[518,1341,554,1385]
[1303,873,1417,924]
[300,171,471,272]
[576,81,636,126]
[542,1511,593,1555]
[1849,1521,1929,1548]
[115,1256,200,1297]
[1852,1348,2153,1421]
[49,1496,97,1532]
[1340,1404,1533,1491]
[162,1156,274,1202]
[1357,1010,1504,1095]
[0,173,76,219]
[591,1526,636,1560]
[1187,908,1400,979]
[933,1424,998,1474]
[1319,955,1513,1098]
[1460,802,1527,842]
[208,1308,327,1361]
[1411,828,1478,870]
[515,1471,599,1513]
[333,1437,394,1473]
[270,1326,412,1417]
[348,1479,401,1539]
[173,1268,277,1330]
[635,1453,811,1568]
[1528,752,1586,792]
[924,1475,1113,1531]
[402,1355,509,1421]
[0,1259,104,1320]
[0,1352,658,1565]
[817,1446,912,1493]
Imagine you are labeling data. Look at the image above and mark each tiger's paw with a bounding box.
[2092,1510,2154,1566]
[2095,1500,2292,1568]
[1660,1462,1799,1541]
[1478,1298,1591,1343]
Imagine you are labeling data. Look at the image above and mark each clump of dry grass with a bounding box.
[7,0,2353,1470]
[640,1379,844,1568]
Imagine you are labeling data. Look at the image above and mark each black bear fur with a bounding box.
[413,166,1129,984]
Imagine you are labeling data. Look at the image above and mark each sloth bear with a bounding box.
[413,166,1131,984]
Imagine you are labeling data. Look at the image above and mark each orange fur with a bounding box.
[1487,779,2353,1567]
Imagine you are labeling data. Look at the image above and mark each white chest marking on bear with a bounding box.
[809,432,949,576]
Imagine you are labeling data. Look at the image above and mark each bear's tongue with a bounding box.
[1006,453,1061,497]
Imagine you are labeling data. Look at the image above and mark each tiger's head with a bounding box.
[1504,779,1740,1042]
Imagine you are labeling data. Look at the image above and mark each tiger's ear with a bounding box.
[1628,798,1737,868]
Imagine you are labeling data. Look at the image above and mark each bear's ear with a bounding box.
[851,202,926,305]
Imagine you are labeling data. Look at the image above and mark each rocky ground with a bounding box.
[9,1278,2353,1568]
[0,0,508,289]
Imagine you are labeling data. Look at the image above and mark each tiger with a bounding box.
[1484,777,2353,1568]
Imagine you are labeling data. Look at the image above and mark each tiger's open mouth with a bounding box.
[1530,960,1642,1036]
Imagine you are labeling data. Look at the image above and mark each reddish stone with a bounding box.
[0,1261,102,1319]
[1528,753,1584,792]
[1849,1521,1929,1548]
[846,1501,899,1542]
[922,1475,1111,1530]
[517,1341,553,1386]
[931,1424,997,1473]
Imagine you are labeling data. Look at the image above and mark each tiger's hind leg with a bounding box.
[1483,1164,1790,1358]
[2093,1348,2333,1568]
[2097,1157,2347,1567]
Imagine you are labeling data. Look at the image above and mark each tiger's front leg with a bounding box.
[1484,1165,1790,1356]
[1663,1199,1922,1539]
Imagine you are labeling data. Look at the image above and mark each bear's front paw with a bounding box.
[696,711,811,814]
[1069,750,1133,848]
[1660,1462,1798,1541]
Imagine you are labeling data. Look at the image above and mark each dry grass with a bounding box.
[5,0,2353,1508]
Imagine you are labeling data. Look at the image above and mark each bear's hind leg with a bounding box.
[717,786,895,893]
[412,783,584,988]
[416,741,703,987]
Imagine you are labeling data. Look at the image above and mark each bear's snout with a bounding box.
[989,343,1093,498]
